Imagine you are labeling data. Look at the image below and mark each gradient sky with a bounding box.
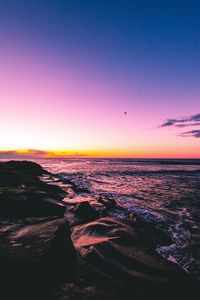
[0,0,200,158]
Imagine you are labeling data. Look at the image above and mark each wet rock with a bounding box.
[72,201,99,220]
[0,191,66,218]
[64,194,125,227]
[128,214,172,245]
[59,176,91,194]
[72,217,198,299]
[56,282,115,300]
[0,217,76,299]
[0,160,48,187]
[65,201,100,226]
[98,195,120,210]
[0,161,66,218]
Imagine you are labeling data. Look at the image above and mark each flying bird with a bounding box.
[124,112,127,115]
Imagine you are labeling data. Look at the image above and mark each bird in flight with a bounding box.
[124,112,127,115]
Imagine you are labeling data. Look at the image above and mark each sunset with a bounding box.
[1,1,200,158]
[0,1,200,300]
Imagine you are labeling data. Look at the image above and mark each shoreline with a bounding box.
[0,160,199,299]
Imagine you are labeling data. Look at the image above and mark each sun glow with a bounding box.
[0,21,200,159]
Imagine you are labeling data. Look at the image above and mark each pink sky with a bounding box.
[0,41,200,158]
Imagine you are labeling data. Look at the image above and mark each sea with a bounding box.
[6,158,200,277]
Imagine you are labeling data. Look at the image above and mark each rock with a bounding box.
[64,194,125,227]
[98,195,120,210]
[0,161,66,218]
[72,217,198,299]
[0,160,47,187]
[0,217,76,299]
[56,282,115,300]
[65,201,100,226]
[59,176,90,194]
[2,160,47,174]
[0,191,66,218]
[128,214,172,245]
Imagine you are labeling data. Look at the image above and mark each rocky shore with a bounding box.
[0,161,198,299]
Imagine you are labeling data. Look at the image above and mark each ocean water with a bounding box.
[29,159,200,277]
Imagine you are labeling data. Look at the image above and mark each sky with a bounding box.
[0,0,200,158]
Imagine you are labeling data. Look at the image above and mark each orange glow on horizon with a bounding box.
[0,147,200,159]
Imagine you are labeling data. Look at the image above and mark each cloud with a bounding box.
[158,113,200,139]
[160,113,200,128]
[0,149,49,159]
[175,122,200,128]
[179,130,200,138]
[0,149,88,159]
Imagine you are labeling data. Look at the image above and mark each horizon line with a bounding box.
[1,157,200,160]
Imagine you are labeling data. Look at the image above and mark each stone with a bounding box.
[65,201,100,226]
[72,217,198,299]
[0,218,76,299]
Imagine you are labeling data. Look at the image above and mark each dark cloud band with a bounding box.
[160,113,200,128]
[0,149,48,159]
[179,130,200,138]
[159,113,200,138]
[0,150,87,158]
